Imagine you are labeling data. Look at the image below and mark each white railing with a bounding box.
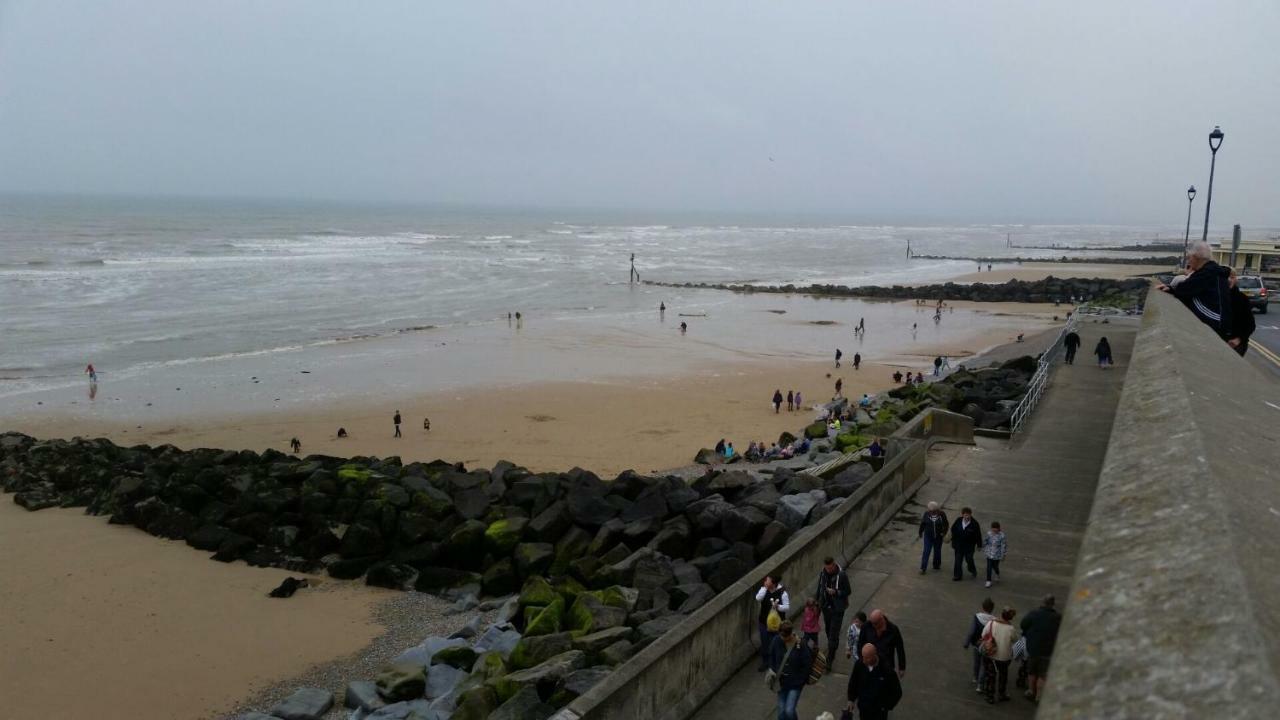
[1009,314,1078,434]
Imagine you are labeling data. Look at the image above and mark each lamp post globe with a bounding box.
[1201,126,1224,244]
[1182,185,1197,268]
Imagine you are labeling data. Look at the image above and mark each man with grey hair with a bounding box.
[1158,241,1233,342]
[917,501,948,574]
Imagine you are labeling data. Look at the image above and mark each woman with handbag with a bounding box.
[979,607,1019,704]
[766,622,812,720]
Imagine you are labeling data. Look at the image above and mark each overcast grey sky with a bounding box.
[1,1,1277,224]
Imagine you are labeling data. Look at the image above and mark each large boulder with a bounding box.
[338,523,385,559]
[630,554,675,590]
[482,558,522,597]
[343,681,386,713]
[775,493,819,530]
[375,664,426,702]
[571,626,633,656]
[685,495,733,534]
[523,597,564,637]
[514,542,555,577]
[635,614,686,646]
[508,632,574,670]
[620,486,668,522]
[779,473,823,496]
[366,562,417,591]
[566,593,628,634]
[705,470,754,495]
[566,488,617,528]
[451,686,500,720]
[484,518,529,556]
[737,483,781,514]
[489,685,555,720]
[600,640,636,666]
[551,666,613,706]
[804,421,829,440]
[527,501,571,542]
[453,485,491,520]
[670,582,716,613]
[755,521,792,559]
[433,645,479,671]
[268,687,334,720]
[518,576,559,609]
[646,516,691,558]
[720,506,771,543]
[474,624,523,659]
[488,650,587,704]
[425,662,469,700]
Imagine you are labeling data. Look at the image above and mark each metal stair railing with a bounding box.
[1010,314,1077,435]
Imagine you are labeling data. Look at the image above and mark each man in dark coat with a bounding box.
[847,643,903,720]
[917,501,948,573]
[1159,241,1233,341]
[815,556,852,668]
[1063,331,1081,365]
[950,506,982,581]
[857,609,906,678]
[1020,595,1062,702]
[1226,269,1257,357]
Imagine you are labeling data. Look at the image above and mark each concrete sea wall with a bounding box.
[1039,289,1280,718]
[552,409,974,720]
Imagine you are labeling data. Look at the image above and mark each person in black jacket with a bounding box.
[1158,241,1233,340]
[847,643,903,720]
[950,507,982,581]
[1226,269,1257,357]
[917,501,948,573]
[1063,331,1081,365]
[857,609,906,678]
[769,622,813,720]
[815,556,852,667]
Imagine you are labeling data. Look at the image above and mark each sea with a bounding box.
[1,195,1186,401]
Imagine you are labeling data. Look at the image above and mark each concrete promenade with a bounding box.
[692,320,1136,720]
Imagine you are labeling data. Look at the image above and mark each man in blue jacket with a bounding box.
[917,501,948,573]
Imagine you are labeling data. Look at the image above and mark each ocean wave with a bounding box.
[484,235,514,240]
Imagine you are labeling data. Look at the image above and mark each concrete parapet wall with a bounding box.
[554,409,973,720]
[1039,289,1280,718]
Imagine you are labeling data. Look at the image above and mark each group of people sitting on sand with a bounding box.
[717,436,814,463]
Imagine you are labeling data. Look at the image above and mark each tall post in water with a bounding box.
[1229,225,1241,269]
[1201,126,1224,244]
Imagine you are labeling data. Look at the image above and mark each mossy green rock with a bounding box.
[566,592,627,634]
[803,421,829,440]
[835,433,868,451]
[513,542,555,577]
[596,586,632,610]
[523,596,564,637]
[553,576,587,605]
[518,575,559,609]
[484,517,529,556]
[508,631,574,670]
[374,663,426,702]
[451,686,499,720]
[487,649,587,704]
[432,644,479,671]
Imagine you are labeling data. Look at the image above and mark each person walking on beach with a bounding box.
[794,390,802,411]
[980,608,1019,704]
[786,390,794,412]
[755,574,790,671]
[834,377,843,397]
[393,411,402,438]
[768,621,812,720]
[846,643,903,720]
[85,363,97,382]
[835,348,843,368]
[680,321,687,334]
[1063,330,1081,365]
[1094,337,1112,369]
[815,556,851,669]
[853,352,861,370]
[983,521,1007,588]
[423,417,431,431]
[773,390,784,414]
[951,507,982,581]
[1020,595,1062,703]
[964,597,997,691]
[289,437,301,454]
[918,501,949,573]
[933,357,942,376]
[941,355,951,371]
[987,263,992,272]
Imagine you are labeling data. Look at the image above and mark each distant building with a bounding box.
[1211,238,1280,276]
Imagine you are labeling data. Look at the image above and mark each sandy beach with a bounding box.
[944,261,1171,284]
[0,500,389,720]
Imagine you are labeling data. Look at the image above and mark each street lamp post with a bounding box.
[1201,125,1224,245]
[1182,185,1196,267]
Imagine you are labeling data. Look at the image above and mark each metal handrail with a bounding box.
[1010,313,1077,434]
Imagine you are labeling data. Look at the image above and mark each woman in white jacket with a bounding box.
[981,607,1019,704]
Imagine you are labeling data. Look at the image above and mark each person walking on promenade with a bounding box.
[393,410,402,438]
[1094,337,1112,369]
[1226,269,1257,357]
[933,356,942,376]
[815,556,851,668]
[768,621,812,720]
[1020,595,1062,703]
[846,610,867,659]
[964,598,997,691]
[857,609,906,679]
[980,608,1018,704]
[835,348,843,368]
[983,521,1007,588]
[853,352,861,370]
[918,501,949,573]
[846,643,903,720]
[800,597,822,649]
[951,507,982,581]
[755,574,791,671]
[773,390,784,414]
[786,390,794,412]
[1063,330,1081,365]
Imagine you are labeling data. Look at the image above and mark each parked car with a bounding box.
[1236,275,1269,314]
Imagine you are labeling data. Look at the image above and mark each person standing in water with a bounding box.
[659,302,665,318]
[853,352,861,371]
[680,321,687,334]
[85,363,97,382]
[393,411,402,438]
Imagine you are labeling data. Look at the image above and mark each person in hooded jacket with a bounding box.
[815,556,852,668]
[917,501,949,573]
[963,597,997,690]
